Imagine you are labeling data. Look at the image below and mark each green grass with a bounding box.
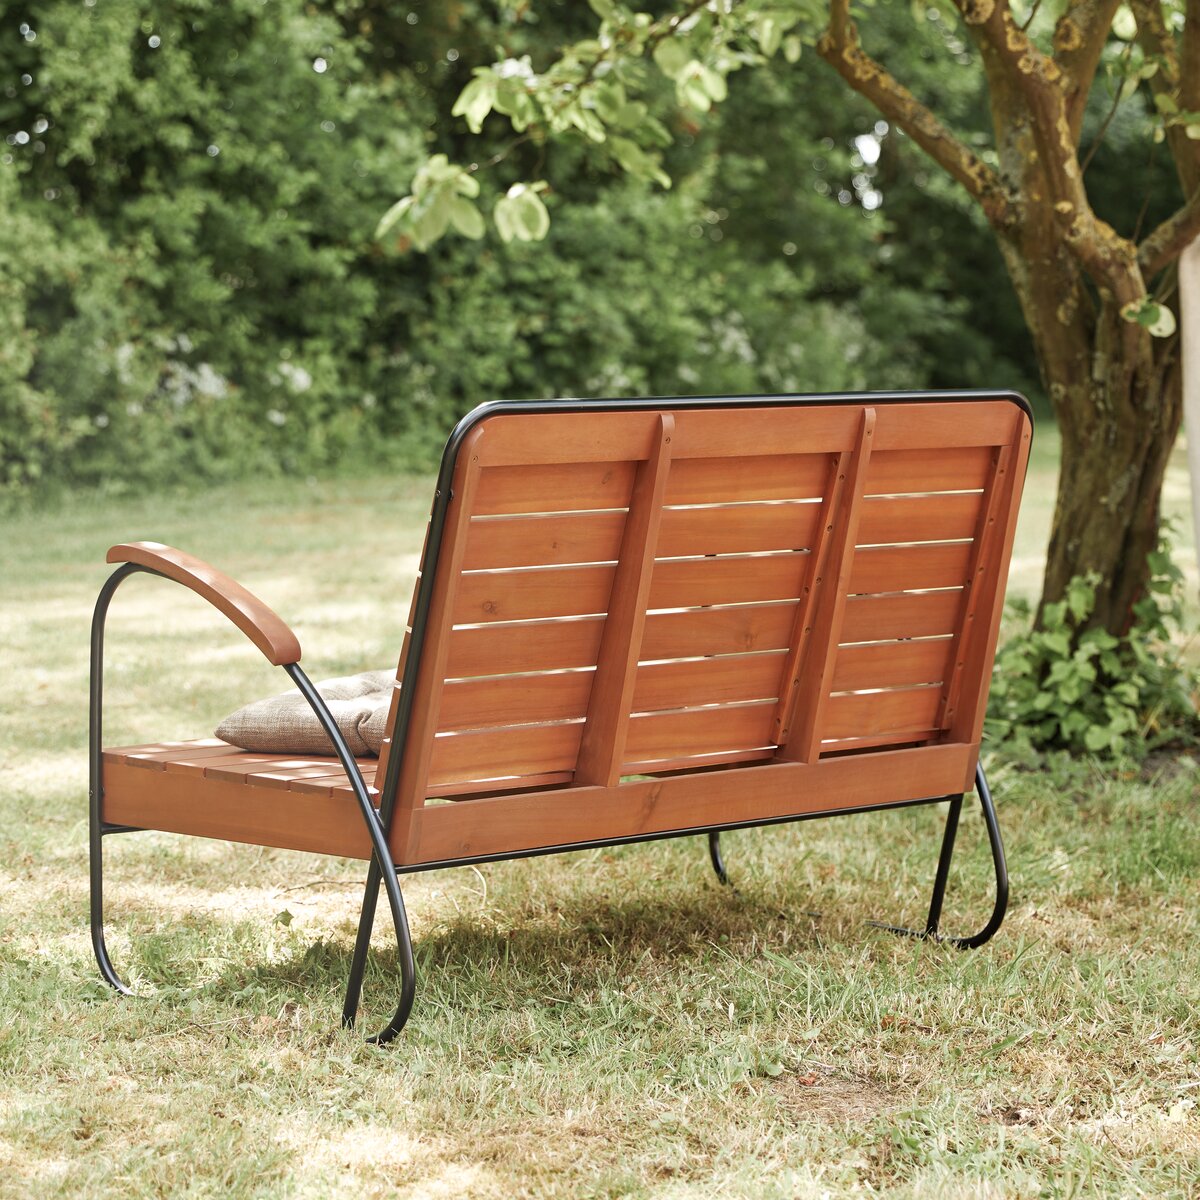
[0,437,1198,1198]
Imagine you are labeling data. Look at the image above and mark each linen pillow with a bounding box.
[215,669,394,757]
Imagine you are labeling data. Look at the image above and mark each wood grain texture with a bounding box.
[106,542,302,665]
[407,742,977,864]
[474,460,636,515]
[648,552,810,609]
[778,408,876,762]
[576,414,675,786]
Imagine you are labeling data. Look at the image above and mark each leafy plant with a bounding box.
[987,538,1199,759]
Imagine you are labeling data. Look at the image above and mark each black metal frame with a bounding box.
[89,390,1028,1044]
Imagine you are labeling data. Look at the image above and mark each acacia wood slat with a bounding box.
[779,409,876,762]
[632,652,787,712]
[427,721,584,788]
[641,602,797,660]
[664,453,830,505]
[863,445,992,495]
[648,552,809,609]
[658,501,823,557]
[454,564,615,623]
[115,740,231,770]
[438,671,594,732]
[870,401,1017,450]
[623,701,777,763]
[474,461,636,515]
[949,410,1033,743]
[670,406,860,458]
[101,757,371,859]
[848,542,973,595]
[462,511,625,570]
[831,638,953,693]
[473,411,663,466]
[576,414,675,787]
[407,742,977,864]
[390,429,486,856]
[820,686,943,742]
[163,749,312,777]
[840,590,963,643]
[856,493,982,546]
[447,617,604,678]
[771,453,848,743]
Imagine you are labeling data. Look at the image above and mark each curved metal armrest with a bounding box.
[107,542,301,665]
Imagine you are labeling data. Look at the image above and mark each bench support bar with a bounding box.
[88,563,417,1045]
[869,763,1008,948]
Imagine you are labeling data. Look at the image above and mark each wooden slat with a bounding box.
[863,445,992,495]
[462,511,625,570]
[670,406,860,458]
[447,617,604,678]
[407,742,977,865]
[849,542,973,595]
[632,652,787,712]
[111,739,229,770]
[390,429,486,856]
[454,564,615,623]
[474,461,636,515]
[832,638,954,693]
[841,589,963,643]
[648,552,809,609]
[658,501,823,557]
[473,410,663,466]
[820,687,943,742]
[949,411,1033,743]
[641,603,796,661]
[438,671,594,732]
[576,414,675,787]
[664,453,831,505]
[101,758,371,860]
[857,493,982,545]
[871,401,1019,450]
[427,722,583,788]
[779,408,876,762]
[624,702,776,763]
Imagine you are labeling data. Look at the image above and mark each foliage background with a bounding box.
[0,0,1054,498]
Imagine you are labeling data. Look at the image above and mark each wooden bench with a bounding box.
[90,391,1032,1042]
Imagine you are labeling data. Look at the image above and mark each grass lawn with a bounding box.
[0,428,1197,1198]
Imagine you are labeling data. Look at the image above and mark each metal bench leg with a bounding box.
[89,813,134,995]
[707,831,730,886]
[873,764,1008,948]
[284,664,417,1045]
[341,857,417,1045]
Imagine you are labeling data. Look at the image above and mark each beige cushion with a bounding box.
[215,669,395,757]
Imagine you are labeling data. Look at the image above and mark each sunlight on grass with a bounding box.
[0,451,1197,1197]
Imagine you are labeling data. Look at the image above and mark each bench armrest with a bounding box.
[106,541,302,665]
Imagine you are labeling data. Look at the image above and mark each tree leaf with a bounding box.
[374,195,413,240]
[448,195,485,239]
[452,76,497,134]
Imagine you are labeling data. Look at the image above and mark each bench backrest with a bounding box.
[376,394,1031,854]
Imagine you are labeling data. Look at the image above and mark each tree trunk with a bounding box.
[1001,229,1183,634]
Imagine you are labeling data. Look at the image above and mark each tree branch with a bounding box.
[1139,187,1200,276]
[1131,0,1200,197]
[817,4,1010,228]
[959,0,1143,299]
[1052,0,1124,143]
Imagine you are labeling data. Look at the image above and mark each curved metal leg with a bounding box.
[90,566,140,995]
[708,831,730,886]
[286,665,417,1044]
[872,764,1008,948]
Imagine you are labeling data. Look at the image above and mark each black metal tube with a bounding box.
[284,665,416,1043]
[924,796,963,935]
[89,563,155,995]
[708,831,730,886]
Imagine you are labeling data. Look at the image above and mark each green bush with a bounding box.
[987,539,1199,760]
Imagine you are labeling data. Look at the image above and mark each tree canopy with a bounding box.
[390,0,1199,638]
